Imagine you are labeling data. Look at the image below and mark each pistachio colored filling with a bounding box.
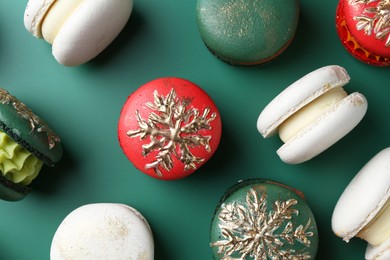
[357,198,390,246]
[0,131,43,186]
[278,87,348,142]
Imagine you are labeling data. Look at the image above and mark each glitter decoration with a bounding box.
[127,88,217,176]
[0,88,60,149]
[211,188,314,259]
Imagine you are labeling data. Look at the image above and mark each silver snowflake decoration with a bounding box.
[127,88,217,176]
[350,0,390,47]
[211,188,314,260]
[0,88,60,149]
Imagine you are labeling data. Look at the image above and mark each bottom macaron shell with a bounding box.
[210,179,318,259]
[336,0,390,66]
[50,203,154,260]
[278,92,367,164]
[118,78,222,180]
[0,175,31,201]
[366,238,390,260]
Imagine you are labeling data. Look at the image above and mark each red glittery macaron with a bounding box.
[118,77,222,180]
[336,0,390,66]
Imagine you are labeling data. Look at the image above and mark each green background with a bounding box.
[0,0,388,259]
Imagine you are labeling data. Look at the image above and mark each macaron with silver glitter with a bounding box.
[51,203,154,259]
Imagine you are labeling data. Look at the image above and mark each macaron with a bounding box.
[210,179,318,259]
[0,88,62,201]
[196,0,299,65]
[336,0,390,66]
[24,0,133,66]
[50,203,154,260]
[332,147,390,260]
[118,77,222,180]
[257,65,367,164]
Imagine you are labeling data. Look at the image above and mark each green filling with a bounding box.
[0,131,43,186]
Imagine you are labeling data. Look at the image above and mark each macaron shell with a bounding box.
[336,0,390,66]
[0,175,31,201]
[196,0,299,65]
[257,65,350,138]
[118,78,222,180]
[277,92,367,164]
[0,88,62,166]
[51,0,133,66]
[332,148,390,241]
[366,237,390,260]
[210,179,318,259]
[24,0,55,38]
[50,203,154,260]
[343,0,390,58]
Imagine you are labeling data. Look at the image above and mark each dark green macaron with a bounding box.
[210,179,318,259]
[196,0,299,65]
[0,88,62,201]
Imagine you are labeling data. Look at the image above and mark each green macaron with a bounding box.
[196,0,299,65]
[0,88,62,201]
[210,179,318,259]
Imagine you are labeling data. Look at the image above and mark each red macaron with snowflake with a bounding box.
[118,77,222,180]
[336,0,390,66]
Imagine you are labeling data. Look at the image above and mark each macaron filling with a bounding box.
[0,131,43,186]
[357,198,390,247]
[278,87,348,142]
[41,0,84,44]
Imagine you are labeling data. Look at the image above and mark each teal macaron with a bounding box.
[196,0,300,66]
[210,179,318,259]
[0,88,62,201]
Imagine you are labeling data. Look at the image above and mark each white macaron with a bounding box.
[50,203,154,260]
[24,0,133,66]
[332,147,390,260]
[257,65,367,164]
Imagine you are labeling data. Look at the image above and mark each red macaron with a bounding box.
[336,0,390,66]
[118,77,222,180]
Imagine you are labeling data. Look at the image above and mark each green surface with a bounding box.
[0,0,388,259]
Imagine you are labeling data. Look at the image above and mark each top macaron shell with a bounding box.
[0,88,62,166]
[332,147,390,242]
[343,0,390,58]
[24,0,133,66]
[196,0,299,65]
[118,78,222,180]
[50,203,154,260]
[24,0,55,38]
[336,0,390,66]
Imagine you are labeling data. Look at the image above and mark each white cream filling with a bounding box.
[357,198,390,246]
[41,0,84,44]
[278,87,348,143]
